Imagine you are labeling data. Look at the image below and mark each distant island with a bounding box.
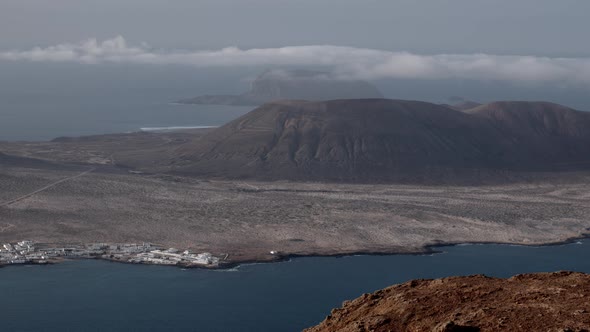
[1,98,590,268]
[177,69,384,106]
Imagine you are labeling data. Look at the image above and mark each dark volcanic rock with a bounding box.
[467,101,590,171]
[305,271,590,332]
[168,99,590,183]
[0,152,89,172]
[467,101,590,137]
[177,69,383,106]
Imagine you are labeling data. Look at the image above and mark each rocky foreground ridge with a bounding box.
[305,271,590,332]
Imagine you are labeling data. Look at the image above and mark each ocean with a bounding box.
[0,63,254,141]
[1,240,589,331]
[1,62,589,141]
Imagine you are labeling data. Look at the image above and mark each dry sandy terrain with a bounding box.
[1,165,589,264]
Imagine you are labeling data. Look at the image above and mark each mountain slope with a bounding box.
[167,99,590,182]
[467,101,590,170]
[170,99,513,182]
[467,101,590,137]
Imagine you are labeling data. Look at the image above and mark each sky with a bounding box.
[1,0,589,56]
[1,0,590,104]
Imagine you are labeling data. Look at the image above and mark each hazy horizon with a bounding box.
[2,0,590,57]
[2,0,590,140]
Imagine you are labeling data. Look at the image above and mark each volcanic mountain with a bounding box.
[466,101,590,170]
[168,99,590,183]
[177,69,383,106]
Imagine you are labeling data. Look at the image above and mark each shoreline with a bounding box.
[239,233,590,270]
[2,234,588,271]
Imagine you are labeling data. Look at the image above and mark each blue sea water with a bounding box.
[0,240,588,332]
[0,98,251,141]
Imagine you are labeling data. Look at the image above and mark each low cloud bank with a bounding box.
[1,36,589,85]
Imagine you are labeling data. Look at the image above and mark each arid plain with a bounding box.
[1,159,590,264]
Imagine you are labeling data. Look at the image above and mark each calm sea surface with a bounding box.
[0,240,589,332]
[0,63,253,141]
[0,99,252,141]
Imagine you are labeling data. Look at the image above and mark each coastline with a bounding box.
[2,233,588,271]
[240,233,590,270]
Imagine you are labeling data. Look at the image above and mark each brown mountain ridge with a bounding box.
[166,99,590,183]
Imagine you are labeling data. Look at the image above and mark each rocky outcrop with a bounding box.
[305,271,590,332]
[177,69,383,106]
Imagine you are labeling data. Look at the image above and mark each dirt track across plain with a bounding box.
[1,166,589,264]
[0,167,94,207]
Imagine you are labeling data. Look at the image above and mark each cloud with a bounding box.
[1,36,590,86]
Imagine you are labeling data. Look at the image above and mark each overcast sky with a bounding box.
[1,0,589,56]
[1,0,590,91]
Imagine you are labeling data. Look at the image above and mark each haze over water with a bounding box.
[2,62,590,142]
[1,240,589,332]
[0,63,253,141]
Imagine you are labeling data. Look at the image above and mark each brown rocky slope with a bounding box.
[168,99,590,183]
[305,271,590,332]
